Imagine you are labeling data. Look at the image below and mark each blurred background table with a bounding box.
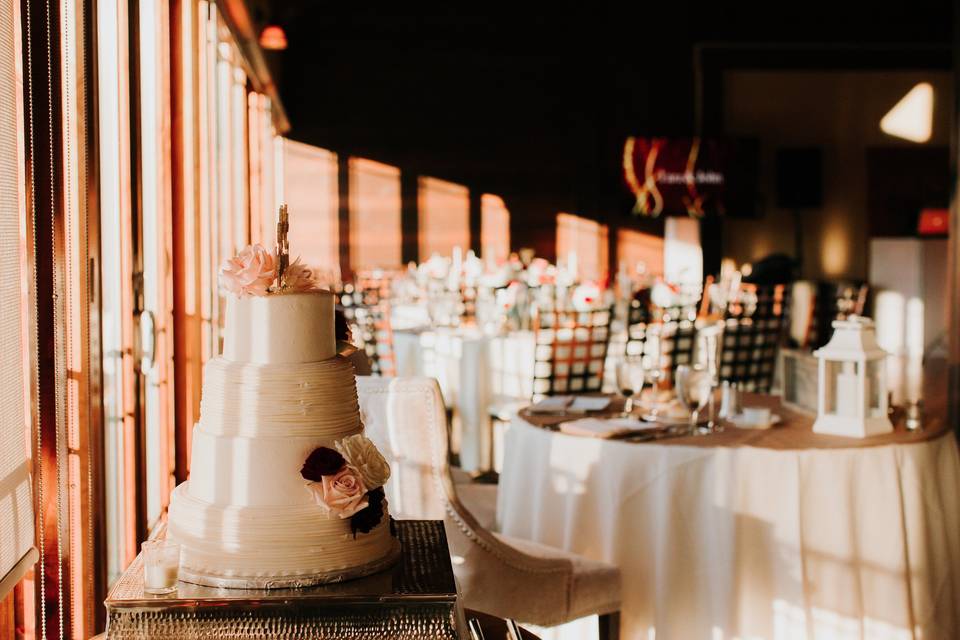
[394,327,536,471]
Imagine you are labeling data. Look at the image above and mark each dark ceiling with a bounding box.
[257,1,953,256]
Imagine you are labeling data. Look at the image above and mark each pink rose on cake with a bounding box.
[220,244,276,297]
[309,467,369,518]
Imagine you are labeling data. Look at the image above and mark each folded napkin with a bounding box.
[529,396,613,414]
[528,396,573,414]
[569,396,612,413]
[559,417,659,439]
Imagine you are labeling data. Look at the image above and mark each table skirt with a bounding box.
[498,418,960,639]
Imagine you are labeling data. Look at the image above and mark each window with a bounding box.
[480,193,510,264]
[556,213,609,283]
[418,176,469,260]
[0,0,35,611]
[137,0,176,531]
[98,0,138,584]
[617,228,664,278]
[248,93,277,245]
[349,158,402,271]
[282,140,339,281]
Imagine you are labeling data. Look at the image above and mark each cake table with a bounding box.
[104,520,466,639]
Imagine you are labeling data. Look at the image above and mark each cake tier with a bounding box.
[168,483,396,587]
[199,355,361,438]
[188,427,352,506]
[222,290,336,364]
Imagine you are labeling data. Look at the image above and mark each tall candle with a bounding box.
[835,370,858,417]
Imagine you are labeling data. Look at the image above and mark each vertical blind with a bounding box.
[418,176,470,260]
[556,212,609,283]
[282,139,339,281]
[349,158,402,271]
[0,0,37,600]
[480,193,510,265]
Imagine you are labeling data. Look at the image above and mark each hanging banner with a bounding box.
[623,137,757,218]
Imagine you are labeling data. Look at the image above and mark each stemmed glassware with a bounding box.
[700,323,724,432]
[675,365,713,435]
[616,357,646,416]
[641,324,665,419]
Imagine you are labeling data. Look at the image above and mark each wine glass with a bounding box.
[675,365,713,434]
[699,322,724,432]
[642,325,665,419]
[616,357,646,415]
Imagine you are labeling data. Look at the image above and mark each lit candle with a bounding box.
[142,540,180,595]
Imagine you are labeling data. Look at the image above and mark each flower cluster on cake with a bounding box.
[166,208,399,588]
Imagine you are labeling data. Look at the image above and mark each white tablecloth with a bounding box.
[497,417,960,639]
[394,328,536,471]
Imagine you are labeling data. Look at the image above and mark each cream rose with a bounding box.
[220,244,276,297]
[282,256,316,292]
[334,434,391,489]
[308,467,369,518]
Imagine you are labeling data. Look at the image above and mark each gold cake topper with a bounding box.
[276,203,290,286]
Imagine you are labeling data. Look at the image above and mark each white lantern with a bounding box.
[813,317,892,438]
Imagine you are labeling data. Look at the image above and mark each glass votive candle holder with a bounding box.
[142,540,180,595]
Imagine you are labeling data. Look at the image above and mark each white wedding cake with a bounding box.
[168,245,398,588]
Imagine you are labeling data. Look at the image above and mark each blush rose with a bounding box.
[309,467,369,518]
[220,244,276,297]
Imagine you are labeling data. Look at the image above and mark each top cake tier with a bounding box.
[222,290,336,364]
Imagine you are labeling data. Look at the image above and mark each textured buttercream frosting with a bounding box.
[167,288,396,587]
[198,356,362,438]
[168,483,393,580]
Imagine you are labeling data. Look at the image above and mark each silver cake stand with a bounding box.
[104,520,467,639]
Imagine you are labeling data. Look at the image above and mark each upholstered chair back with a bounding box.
[356,375,590,626]
[356,376,449,520]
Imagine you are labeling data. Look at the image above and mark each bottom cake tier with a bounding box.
[167,483,399,588]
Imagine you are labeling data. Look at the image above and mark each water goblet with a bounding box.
[616,357,646,416]
[675,365,713,435]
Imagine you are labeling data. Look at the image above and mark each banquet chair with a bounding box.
[357,376,621,639]
[530,306,614,401]
[625,309,696,387]
[719,283,791,392]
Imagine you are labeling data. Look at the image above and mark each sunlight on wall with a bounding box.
[349,157,402,270]
[480,193,510,264]
[556,213,609,282]
[282,140,339,280]
[419,176,470,260]
[820,221,849,277]
[664,217,702,285]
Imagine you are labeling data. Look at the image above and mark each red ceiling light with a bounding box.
[259,25,287,51]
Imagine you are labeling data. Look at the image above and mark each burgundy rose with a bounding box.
[301,447,345,481]
[350,487,386,537]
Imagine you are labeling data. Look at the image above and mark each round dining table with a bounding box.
[496,379,960,639]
